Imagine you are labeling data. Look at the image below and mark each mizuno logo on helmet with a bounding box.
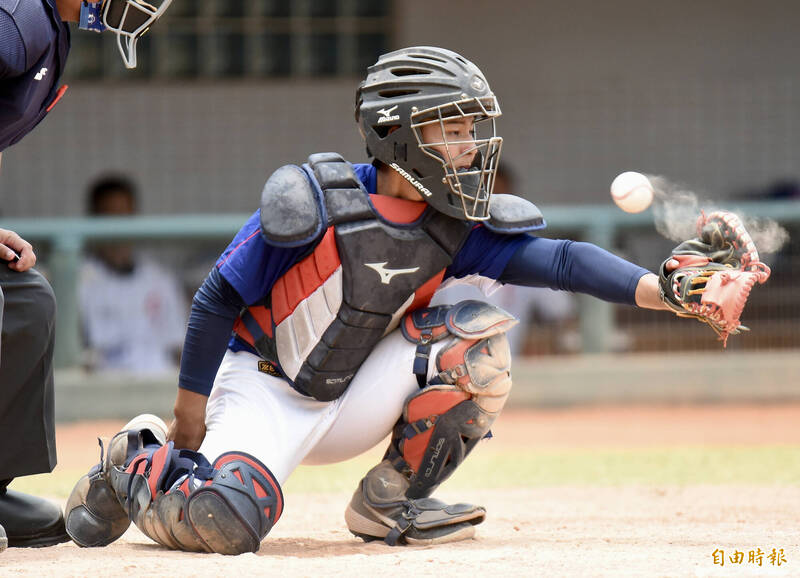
[377,105,400,124]
[389,163,432,197]
[365,262,420,284]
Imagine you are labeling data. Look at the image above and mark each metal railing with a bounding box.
[3,199,799,367]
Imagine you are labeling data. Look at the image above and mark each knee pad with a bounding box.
[397,300,515,497]
[402,299,515,412]
[187,452,284,555]
[124,447,284,555]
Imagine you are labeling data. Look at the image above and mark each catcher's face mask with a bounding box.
[410,96,502,221]
[79,0,172,69]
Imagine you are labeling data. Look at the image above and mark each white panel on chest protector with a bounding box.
[308,283,335,335]
[292,302,316,361]
[276,267,343,379]
[322,269,343,316]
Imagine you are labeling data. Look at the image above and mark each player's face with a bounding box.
[419,118,477,169]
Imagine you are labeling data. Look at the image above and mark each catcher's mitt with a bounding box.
[658,210,771,346]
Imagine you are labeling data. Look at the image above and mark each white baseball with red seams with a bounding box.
[610,171,654,213]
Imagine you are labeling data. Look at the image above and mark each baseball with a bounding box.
[610,171,654,213]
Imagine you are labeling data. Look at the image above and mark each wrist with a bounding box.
[635,272,669,311]
[173,387,209,421]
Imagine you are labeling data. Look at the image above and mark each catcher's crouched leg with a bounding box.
[124,448,284,555]
[346,300,515,546]
[65,414,168,547]
[66,413,284,555]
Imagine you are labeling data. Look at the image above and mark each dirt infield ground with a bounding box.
[3,405,800,576]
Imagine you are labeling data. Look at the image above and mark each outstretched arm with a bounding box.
[499,236,653,307]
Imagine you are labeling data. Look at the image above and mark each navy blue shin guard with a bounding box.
[123,446,284,554]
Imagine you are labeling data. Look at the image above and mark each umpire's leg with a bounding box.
[0,265,67,547]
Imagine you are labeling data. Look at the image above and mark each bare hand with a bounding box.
[168,388,209,450]
[168,416,207,451]
[0,228,36,271]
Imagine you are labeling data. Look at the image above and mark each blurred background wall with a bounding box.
[1,0,798,214]
[1,1,798,415]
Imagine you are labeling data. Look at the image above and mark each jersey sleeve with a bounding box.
[177,266,245,395]
[0,8,26,78]
[445,225,532,281]
[176,211,316,395]
[215,210,311,305]
[499,236,649,305]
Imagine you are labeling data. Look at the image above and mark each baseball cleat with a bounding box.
[65,414,168,547]
[344,460,485,546]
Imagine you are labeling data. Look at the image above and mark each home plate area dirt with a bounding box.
[2,405,798,577]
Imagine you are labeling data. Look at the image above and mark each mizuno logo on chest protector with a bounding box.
[365,262,421,284]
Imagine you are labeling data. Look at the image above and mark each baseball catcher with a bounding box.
[659,210,770,346]
[64,46,771,555]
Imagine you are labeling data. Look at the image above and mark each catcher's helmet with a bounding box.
[356,47,502,221]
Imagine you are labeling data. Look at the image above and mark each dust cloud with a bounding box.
[648,175,789,253]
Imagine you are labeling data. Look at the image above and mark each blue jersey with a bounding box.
[0,0,70,151]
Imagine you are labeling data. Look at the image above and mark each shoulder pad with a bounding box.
[260,164,325,247]
[484,194,546,234]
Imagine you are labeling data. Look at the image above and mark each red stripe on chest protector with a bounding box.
[233,305,273,346]
[271,227,340,324]
[233,319,254,346]
[250,306,273,338]
[370,195,427,223]
[407,269,447,313]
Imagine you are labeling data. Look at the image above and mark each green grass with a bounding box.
[283,446,800,493]
[15,445,800,500]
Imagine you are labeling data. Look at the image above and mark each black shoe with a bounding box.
[0,489,69,547]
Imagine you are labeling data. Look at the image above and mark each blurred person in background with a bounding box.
[431,164,578,354]
[80,175,188,374]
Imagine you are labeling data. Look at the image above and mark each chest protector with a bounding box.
[237,153,544,402]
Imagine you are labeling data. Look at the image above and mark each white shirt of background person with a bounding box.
[79,255,188,374]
